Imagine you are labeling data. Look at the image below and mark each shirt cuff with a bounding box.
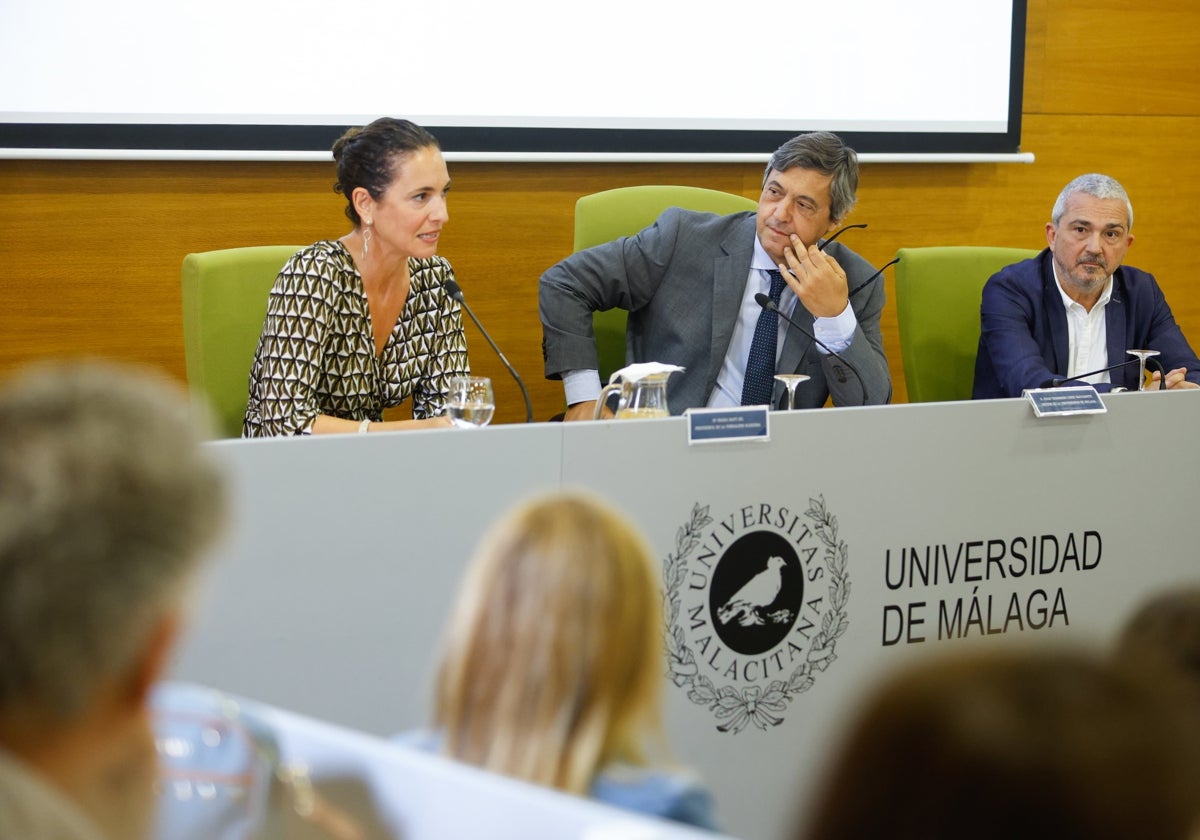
[563,369,602,405]
[812,301,857,354]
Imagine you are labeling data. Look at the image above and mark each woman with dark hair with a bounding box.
[243,117,469,437]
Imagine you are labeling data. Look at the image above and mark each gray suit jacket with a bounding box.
[539,208,891,414]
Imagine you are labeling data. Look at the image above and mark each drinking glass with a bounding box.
[1126,349,1161,391]
[773,374,811,410]
[446,376,495,428]
[152,685,271,839]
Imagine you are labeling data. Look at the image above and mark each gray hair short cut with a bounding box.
[0,361,226,718]
[1052,173,1134,229]
[764,131,860,224]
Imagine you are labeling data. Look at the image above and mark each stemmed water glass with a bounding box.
[446,376,495,428]
[1126,349,1161,391]
[773,374,811,410]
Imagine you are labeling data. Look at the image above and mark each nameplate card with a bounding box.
[1024,386,1107,418]
[685,406,770,445]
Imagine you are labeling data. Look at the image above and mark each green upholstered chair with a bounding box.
[181,245,302,437]
[894,246,1040,403]
[572,185,759,383]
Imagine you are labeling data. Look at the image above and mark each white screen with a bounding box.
[0,0,1024,158]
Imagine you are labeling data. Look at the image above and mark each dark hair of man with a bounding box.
[764,131,859,224]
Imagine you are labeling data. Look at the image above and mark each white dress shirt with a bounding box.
[1053,262,1114,385]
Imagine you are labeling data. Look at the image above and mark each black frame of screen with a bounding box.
[0,3,1025,157]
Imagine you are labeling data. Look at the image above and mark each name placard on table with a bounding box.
[685,405,771,444]
[1024,386,1107,417]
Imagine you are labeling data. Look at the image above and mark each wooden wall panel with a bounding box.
[3,0,1199,422]
[0,160,344,371]
[1020,0,1047,113]
[1037,2,1200,115]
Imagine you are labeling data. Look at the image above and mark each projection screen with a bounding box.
[0,0,1027,161]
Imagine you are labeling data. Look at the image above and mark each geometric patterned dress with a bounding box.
[242,240,470,436]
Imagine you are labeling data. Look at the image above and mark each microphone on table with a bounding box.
[753,293,872,406]
[443,279,533,423]
[1040,357,1141,389]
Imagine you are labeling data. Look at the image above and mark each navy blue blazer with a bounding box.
[973,249,1200,398]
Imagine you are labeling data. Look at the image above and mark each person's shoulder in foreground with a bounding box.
[394,729,719,830]
[591,762,719,831]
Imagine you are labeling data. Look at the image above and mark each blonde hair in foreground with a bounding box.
[434,491,664,794]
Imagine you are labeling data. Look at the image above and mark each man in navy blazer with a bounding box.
[973,174,1200,398]
[539,132,891,419]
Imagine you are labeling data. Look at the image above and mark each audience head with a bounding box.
[1115,586,1200,694]
[332,117,443,226]
[0,359,226,838]
[758,132,859,261]
[433,491,664,794]
[799,647,1200,840]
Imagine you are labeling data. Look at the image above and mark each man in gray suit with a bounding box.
[540,131,891,419]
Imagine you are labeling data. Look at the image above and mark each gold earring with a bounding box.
[362,221,373,259]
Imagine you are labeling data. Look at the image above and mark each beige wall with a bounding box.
[3,0,1198,423]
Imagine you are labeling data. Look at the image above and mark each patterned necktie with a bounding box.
[740,270,788,406]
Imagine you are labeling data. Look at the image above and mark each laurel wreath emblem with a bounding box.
[663,497,851,733]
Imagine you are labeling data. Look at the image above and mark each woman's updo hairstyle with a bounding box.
[332,117,440,225]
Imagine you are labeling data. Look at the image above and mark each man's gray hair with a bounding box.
[0,361,225,718]
[764,131,860,224]
[1052,173,1134,229]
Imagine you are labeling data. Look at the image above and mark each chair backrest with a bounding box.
[573,185,758,383]
[894,246,1040,403]
[181,245,302,437]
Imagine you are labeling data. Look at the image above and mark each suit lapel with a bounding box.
[707,216,757,390]
[778,300,814,374]
[1040,253,1070,375]
[1105,271,1131,388]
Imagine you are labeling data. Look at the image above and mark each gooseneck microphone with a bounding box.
[1041,357,1141,389]
[753,293,871,406]
[443,279,533,423]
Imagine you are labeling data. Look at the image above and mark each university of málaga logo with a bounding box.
[664,497,850,733]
